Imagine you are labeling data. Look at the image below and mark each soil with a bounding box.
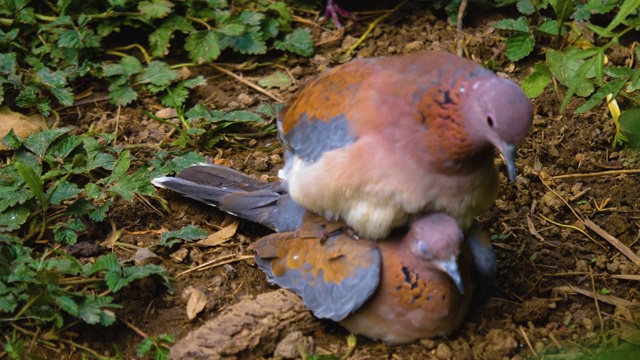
[43,2,640,359]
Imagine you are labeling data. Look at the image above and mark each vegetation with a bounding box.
[0,0,638,358]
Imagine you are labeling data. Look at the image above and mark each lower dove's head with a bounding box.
[407,213,465,293]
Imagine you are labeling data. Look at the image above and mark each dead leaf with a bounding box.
[186,287,207,320]
[196,221,239,247]
[0,106,47,151]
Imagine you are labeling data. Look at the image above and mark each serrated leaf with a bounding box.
[85,253,120,275]
[139,0,174,20]
[35,68,74,106]
[137,338,154,357]
[183,76,206,89]
[46,135,83,160]
[77,294,119,325]
[559,56,597,112]
[108,82,138,106]
[54,226,78,244]
[185,31,221,64]
[504,34,535,61]
[2,129,22,150]
[139,61,181,87]
[161,85,189,108]
[22,127,73,158]
[58,28,100,48]
[521,62,552,98]
[0,183,32,212]
[547,48,597,103]
[217,23,245,36]
[222,110,262,123]
[259,71,292,89]
[89,200,110,222]
[493,17,530,33]
[274,28,314,57]
[536,19,562,37]
[54,295,79,316]
[220,30,267,55]
[516,0,535,15]
[160,224,207,247]
[47,181,82,206]
[0,205,29,232]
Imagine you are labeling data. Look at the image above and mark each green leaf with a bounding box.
[2,129,22,150]
[108,82,138,106]
[619,108,640,148]
[139,61,181,88]
[274,28,314,57]
[504,34,535,62]
[575,79,627,114]
[160,224,207,247]
[218,29,267,55]
[259,72,292,89]
[86,253,121,275]
[139,0,174,20]
[559,56,598,111]
[58,28,100,48]
[35,68,74,106]
[14,162,45,206]
[493,17,530,33]
[0,205,30,232]
[54,225,78,244]
[150,16,195,58]
[0,182,32,212]
[23,127,73,158]
[548,0,574,23]
[605,0,640,32]
[185,31,221,64]
[536,20,562,37]
[546,49,597,104]
[521,62,552,98]
[77,294,119,325]
[516,0,535,15]
[54,295,79,316]
[47,181,82,206]
[137,338,154,357]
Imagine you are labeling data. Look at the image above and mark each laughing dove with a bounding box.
[277,50,532,239]
[254,211,477,343]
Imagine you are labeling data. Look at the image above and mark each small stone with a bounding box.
[134,247,162,266]
[155,108,178,119]
[403,41,423,52]
[435,342,452,360]
[273,331,313,359]
[420,338,438,350]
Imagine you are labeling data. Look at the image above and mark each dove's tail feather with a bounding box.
[152,164,304,232]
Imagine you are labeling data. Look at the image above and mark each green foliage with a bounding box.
[0,0,314,115]
[0,127,204,355]
[149,102,278,150]
[159,224,207,248]
[137,333,174,360]
[495,0,640,148]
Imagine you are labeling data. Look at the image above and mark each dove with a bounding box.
[277,50,532,239]
[254,211,476,343]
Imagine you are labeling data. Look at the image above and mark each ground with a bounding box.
[56,3,640,359]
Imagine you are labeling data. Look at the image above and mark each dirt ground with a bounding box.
[56,2,640,359]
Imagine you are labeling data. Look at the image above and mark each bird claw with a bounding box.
[319,0,356,29]
[320,225,360,243]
